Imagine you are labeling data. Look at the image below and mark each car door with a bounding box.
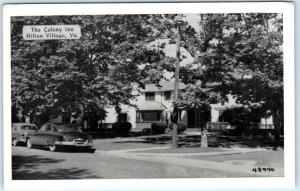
[43,124,56,146]
[45,125,62,146]
[39,124,53,146]
[31,124,49,145]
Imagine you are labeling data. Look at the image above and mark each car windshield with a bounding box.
[20,125,37,130]
[55,125,82,133]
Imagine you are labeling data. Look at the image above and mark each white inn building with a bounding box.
[102,80,274,130]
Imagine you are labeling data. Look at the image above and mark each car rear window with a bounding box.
[55,125,82,133]
[20,125,37,130]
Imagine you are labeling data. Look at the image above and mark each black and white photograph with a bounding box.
[3,2,295,190]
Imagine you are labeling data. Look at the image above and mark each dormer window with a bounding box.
[145,92,155,101]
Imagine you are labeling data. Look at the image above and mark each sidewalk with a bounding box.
[97,145,268,156]
[96,145,283,177]
[93,133,283,177]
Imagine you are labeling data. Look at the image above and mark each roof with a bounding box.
[138,101,167,111]
[142,80,186,92]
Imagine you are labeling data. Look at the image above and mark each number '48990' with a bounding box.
[252,167,275,173]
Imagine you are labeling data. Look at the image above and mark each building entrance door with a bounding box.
[187,110,196,128]
[188,109,211,129]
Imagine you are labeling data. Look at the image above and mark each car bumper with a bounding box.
[18,136,27,143]
[54,141,93,147]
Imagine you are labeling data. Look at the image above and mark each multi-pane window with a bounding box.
[136,111,161,122]
[145,92,155,101]
[164,91,171,100]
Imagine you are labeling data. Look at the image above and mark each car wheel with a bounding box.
[26,139,32,149]
[49,145,57,152]
[12,139,18,146]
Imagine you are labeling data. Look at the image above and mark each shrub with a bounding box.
[177,121,187,133]
[142,128,152,135]
[151,121,169,134]
[219,106,265,135]
[112,122,132,136]
[151,121,187,134]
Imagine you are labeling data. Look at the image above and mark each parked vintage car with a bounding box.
[26,123,94,152]
[12,123,38,146]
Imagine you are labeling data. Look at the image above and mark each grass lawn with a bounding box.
[93,138,162,151]
[92,130,282,153]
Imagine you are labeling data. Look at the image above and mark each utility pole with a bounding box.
[172,15,184,148]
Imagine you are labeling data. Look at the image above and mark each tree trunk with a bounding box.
[272,109,282,148]
[172,123,178,148]
[198,111,208,148]
[172,23,181,149]
[201,129,208,148]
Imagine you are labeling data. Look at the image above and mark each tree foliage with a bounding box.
[11,13,284,144]
[178,13,283,144]
[11,15,177,124]
[219,106,265,129]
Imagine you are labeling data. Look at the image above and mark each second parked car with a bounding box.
[12,123,38,146]
[26,122,94,152]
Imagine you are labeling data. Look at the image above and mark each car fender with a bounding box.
[26,133,38,144]
[11,132,19,139]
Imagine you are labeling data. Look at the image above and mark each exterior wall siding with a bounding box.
[103,89,177,129]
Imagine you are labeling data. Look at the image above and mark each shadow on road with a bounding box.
[12,155,101,180]
[27,146,96,153]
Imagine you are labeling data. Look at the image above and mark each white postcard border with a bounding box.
[3,2,295,190]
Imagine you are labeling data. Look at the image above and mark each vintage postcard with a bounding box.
[2,2,295,190]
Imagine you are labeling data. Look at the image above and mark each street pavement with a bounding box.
[12,137,284,180]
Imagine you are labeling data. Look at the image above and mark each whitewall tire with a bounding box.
[49,145,57,152]
[12,139,18,146]
[26,139,32,149]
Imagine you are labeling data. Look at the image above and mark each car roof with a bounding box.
[43,122,77,126]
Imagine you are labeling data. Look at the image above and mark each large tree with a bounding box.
[11,15,175,125]
[178,13,283,146]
